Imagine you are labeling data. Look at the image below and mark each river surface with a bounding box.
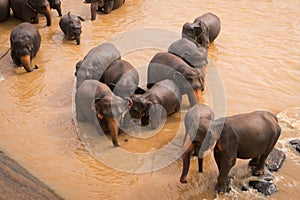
[0,0,299,199]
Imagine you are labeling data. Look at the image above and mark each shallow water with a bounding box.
[0,0,299,199]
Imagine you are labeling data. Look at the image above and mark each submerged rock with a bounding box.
[265,148,286,172]
[248,180,277,196]
[289,139,300,153]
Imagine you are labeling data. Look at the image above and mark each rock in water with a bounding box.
[265,148,286,172]
[289,139,300,153]
[248,180,277,196]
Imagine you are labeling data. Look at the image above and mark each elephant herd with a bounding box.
[1,1,282,194]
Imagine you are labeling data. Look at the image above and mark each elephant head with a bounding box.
[94,95,128,146]
[49,0,62,16]
[27,0,52,26]
[182,21,209,48]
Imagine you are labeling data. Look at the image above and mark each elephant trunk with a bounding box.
[20,55,33,72]
[75,35,81,45]
[198,157,203,172]
[43,5,52,26]
[91,2,98,20]
[107,117,120,147]
[180,134,194,183]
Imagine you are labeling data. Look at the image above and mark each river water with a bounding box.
[0,0,299,199]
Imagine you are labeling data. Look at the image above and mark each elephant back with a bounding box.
[168,38,208,69]
[76,43,121,89]
[0,0,10,22]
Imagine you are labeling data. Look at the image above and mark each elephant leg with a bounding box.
[180,140,194,183]
[215,155,236,193]
[253,154,267,176]
[149,104,162,130]
[32,14,39,24]
[123,111,131,129]
[107,117,120,147]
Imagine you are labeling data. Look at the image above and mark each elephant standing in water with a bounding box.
[59,12,84,45]
[147,52,204,106]
[90,0,125,20]
[75,80,129,147]
[180,109,281,194]
[10,22,41,72]
[182,13,221,48]
[0,0,10,22]
[10,0,52,26]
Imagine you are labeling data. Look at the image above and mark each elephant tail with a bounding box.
[0,47,11,61]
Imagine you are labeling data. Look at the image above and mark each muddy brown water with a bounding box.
[0,0,299,199]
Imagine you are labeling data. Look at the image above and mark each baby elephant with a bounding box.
[126,79,182,130]
[180,109,281,194]
[10,22,41,72]
[75,80,129,146]
[59,12,84,45]
[182,12,221,48]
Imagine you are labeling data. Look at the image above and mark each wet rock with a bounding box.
[248,180,277,196]
[265,148,286,172]
[289,139,300,153]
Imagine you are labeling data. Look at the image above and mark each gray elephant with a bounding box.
[90,0,125,20]
[126,79,182,130]
[182,13,221,48]
[100,59,139,99]
[0,0,10,22]
[10,0,52,26]
[75,43,121,89]
[59,12,84,45]
[10,22,41,72]
[147,52,204,106]
[168,38,208,78]
[75,79,129,147]
[49,0,62,17]
[180,109,281,194]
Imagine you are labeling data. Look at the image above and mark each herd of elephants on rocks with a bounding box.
[0,0,287,196]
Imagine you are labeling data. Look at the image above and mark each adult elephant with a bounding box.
[126,79,182,130]
[182,13,221,48]
[0,0,10,22]
[180,109,281,194]
[10,22,41,72]
[75,43,121,89]
[100,59,139,99]
[75,80,129,147]
[147,52,204,106]
[91,0,125,20]
[168,38,208,78]
[10,0,52,26]
[49,0,62,17]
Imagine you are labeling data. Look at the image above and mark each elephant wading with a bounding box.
[10,0,52,26]
[126,79,182,130]
[75,43,121,89]
[49,0,62,17]
[75,80,129,147]
[180,109,281,194]
[168,38,208,78]
[182,13,221,48]
[91,0,125,20]
[59,12,84,45]
[10,22,41,72]
[147,52,204,106]
[0,0,10,22]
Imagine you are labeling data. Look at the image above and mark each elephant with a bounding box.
[75,43,121,89]
[0,0,10,22]
[180,110,281,194]
[125,79,182,130]
[100,59,139,99]
[75,79,129,147]
[59,12,84,45]
[90,0,125,20]
[10,22,41,72]
[168,38,208,78]
[182,13,221,48]
[147,52,204,106]
[10,0,52,26]
[49,0,62,17]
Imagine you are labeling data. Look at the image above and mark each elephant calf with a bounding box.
[75,80,129,147]
[182,12,221,48]
[180,109,281,194]
[10,22,41,72]
[126,79,182,130]
[59,12,84,45]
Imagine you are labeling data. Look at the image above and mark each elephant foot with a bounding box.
[253,168,264,176]
[215,182,231,193]
[180,176,187,184]
[113,141,120,147]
